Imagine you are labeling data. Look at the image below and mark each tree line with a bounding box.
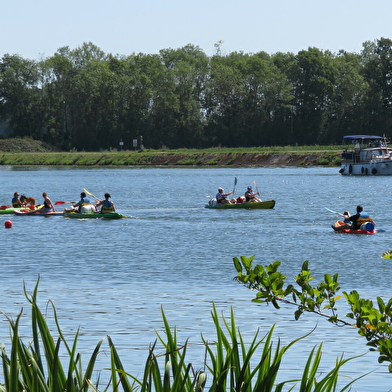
[1,38,392,151]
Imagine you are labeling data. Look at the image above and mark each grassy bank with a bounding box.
[0,146,343,167]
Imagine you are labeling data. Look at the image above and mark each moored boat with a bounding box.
[331,220,377,234]
[64,211,124,219]
[339,135,392,175]
[13,209,64,216]
[205,199,275,209]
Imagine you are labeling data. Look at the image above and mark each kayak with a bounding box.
[205,199,275,209]
[0,206,30,214]
[13,209,64,216]
[331,220,377,234]
[382,250,392,259]
[64,211,124,219]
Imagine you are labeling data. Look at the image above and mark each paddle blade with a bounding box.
[83,188,98,200]
[324,207,339,214]
[55,201,67,205]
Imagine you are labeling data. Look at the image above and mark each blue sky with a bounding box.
[3,0,392,60]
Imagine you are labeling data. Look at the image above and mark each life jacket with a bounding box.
[354,212,373,229]
[101,200,115,213]
[12,197,21,208]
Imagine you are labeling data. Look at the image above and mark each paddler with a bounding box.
[12,192,22,207]
[41,192,56,213]
[69,192,95,213]
[96,193,116,213]
[332,205,375,231]
[244,185,262,202]
[216,187,234,204]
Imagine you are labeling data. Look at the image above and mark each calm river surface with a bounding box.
[1,166,392,390]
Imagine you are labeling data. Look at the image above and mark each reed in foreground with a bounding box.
[0,279,366,391]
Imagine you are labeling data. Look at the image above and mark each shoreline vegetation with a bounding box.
[0,138,342,167]
[0,280,363,392]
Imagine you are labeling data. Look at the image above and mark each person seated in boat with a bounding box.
[41,192,56,213]
[216,187,234,204]
[67,192,95,213]
[342,211,351,223]
[244,185,262,202]
[332,205,375,231]
[95,193,116,213]
[12,192,22,207]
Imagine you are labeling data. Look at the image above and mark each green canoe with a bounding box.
[205,199,276,209]
[0,206,30,214]
[64,211,124,219]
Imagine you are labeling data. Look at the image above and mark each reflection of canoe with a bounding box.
[205,200,275,209]
[0,207,28,214]
[64,211,124,219]
[13,210,64,216]
[331,220,376,235]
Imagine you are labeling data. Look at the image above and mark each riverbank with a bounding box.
[0,148,342,166]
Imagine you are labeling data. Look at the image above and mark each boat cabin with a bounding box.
[341,135,391,163]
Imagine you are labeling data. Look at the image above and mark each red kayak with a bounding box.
[331,220,376,235]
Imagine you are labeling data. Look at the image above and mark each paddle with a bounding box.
[324,207,341,215]
[233,177,237,196]
[253,181,261,198]
[83,188,100,201]
[55,201,73,205]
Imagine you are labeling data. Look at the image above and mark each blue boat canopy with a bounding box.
[343,135,383,141]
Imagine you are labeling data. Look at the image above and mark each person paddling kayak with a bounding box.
[96,193,116,213]
[331,205,375,231]
[12,192,22,207]
[66,192,95,213]
[216,187,234,204]
[244,185,262,202]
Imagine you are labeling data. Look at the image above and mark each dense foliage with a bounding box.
[1,38,392,151]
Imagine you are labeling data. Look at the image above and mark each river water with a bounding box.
[0,166,391,390]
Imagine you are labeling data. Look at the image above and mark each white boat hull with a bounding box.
[340,161,392,175]
[339,135,392,175]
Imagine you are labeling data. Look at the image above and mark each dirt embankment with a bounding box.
[144,152,339,167]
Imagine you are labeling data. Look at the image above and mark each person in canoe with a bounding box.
[244,185,262,202]
[12,192,22,207]
[41,192,56,213]
[331,205,375,231]
[96,193,116,213]
[67,192,96,213]
[216,187,234,204]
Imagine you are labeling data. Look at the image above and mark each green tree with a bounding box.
[0,54,44,139]
[158,45,209,148]
[361,38,392,135]
[291,48,338,145]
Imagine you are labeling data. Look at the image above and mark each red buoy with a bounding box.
[4,220,12,229]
